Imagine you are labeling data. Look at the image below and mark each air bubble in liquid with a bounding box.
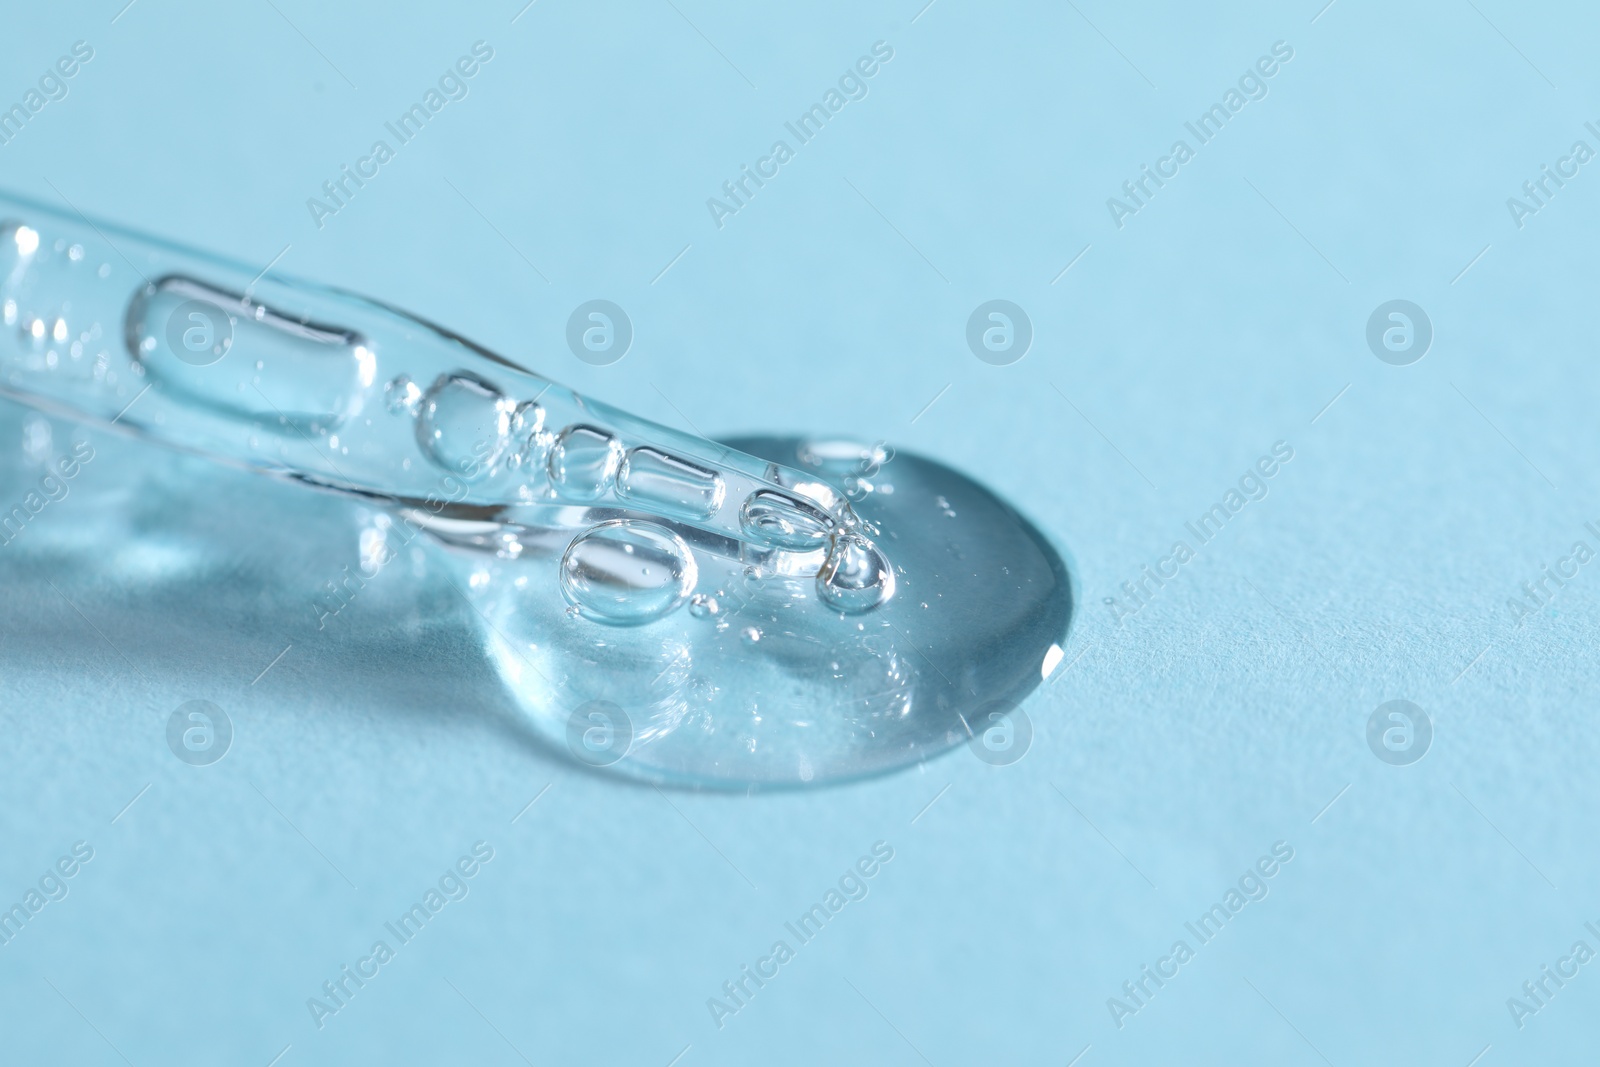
[21,414,51,463]
[559,519,697,625]
[384,375,420,415]
[815,532,895,613]
[512,400,544,437]
[740,488,835,549]
[505,401,547,472]
[124,276,372,434]
[8,224,40,258]
[415,372,515,478]
[617,446,725,521]
[547,425,624,501]
[798,437,888,472]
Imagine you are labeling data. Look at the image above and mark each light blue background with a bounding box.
[2,0,1597,1063]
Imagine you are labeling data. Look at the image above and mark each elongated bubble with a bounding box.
[127,275,374,435]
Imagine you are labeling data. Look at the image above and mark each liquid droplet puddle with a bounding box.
[455,436,1073,788]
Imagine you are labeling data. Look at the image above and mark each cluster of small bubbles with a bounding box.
[504,400,549,472]
[805,438,897,510]
[358,517,390,574]
[798,438,882,471]
[740,626,762,645]
[497,531,523,559]
[688,593,720,619]
[936,495,957,518]
[384,374,421,415]
[67,244,83,262]
[513,400,543,435]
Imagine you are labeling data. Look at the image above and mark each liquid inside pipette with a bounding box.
[0,190,1071,786]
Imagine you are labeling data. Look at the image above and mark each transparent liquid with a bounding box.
[0,190,1073,787]
[454,436,1072,786]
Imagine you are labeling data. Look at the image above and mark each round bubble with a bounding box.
[560,520,697,625]
[414,373,515,479]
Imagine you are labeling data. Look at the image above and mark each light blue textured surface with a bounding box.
[2,1,1597,1063]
